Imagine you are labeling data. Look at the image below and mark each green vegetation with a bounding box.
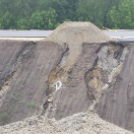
[107,0,134,29]
[27,103,36,108]
[6,63,10,66]
[11,91,24,101]
[0,0,133,29]
[1,113,7,119]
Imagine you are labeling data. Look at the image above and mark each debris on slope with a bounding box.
[0,112,133,134]
[96,43,134,132]
[45,42,128,120]
[0,22,133,133]
[0,40,35,109]
[48,21,111,69]
[0,40,67,125]
[45,22,112,119]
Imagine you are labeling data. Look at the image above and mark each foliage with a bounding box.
[52,0,78,22]
[1,113,7,119]
[107,0,134,29]
[0,0,133,29]
[0,11,13,29]
[77,0,120,28]
[27,103,36,108]
[77,0,103,27]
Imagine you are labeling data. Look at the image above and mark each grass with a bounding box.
[6,63,10,66]
[21,85,24,88]
[11,92,24,101]
[27,103,36,109]
[19,94,23,98]
[1,113,7,119]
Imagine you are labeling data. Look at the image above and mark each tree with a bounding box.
[107,0,134,29]
[77,0,104,27]
[77,0,120,28]
[0,11,13,29]
[28,8,58,29]
[0,0,133,29]
[52,0,78,22]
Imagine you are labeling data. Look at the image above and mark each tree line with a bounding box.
[0,0,133,29]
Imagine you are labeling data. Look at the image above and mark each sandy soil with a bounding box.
[0,112,133,134]
[48,22,111,69]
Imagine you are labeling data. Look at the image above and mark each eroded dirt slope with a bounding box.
[1,22,134,133]
[0,40,67,125]
[45,41,128,121]
[96,43,134,132]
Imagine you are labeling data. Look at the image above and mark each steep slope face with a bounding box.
[0,40,35,108]
[46,41,128,120]
[0,40,67,125]
[45,22,111,119]
[96,43,134,132]
[47,43,101,119]
[1,22,134,133]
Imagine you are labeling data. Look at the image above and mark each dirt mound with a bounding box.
[48,21,111,69]
[0,112,133,134]
[48,21,111,44]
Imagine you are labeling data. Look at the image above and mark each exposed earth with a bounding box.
[0,22,134,134]
[0,112,133,134]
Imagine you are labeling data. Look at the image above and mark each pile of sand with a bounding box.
[0,112,132,134]
[48,22,111,69]
[48,21,111,45]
